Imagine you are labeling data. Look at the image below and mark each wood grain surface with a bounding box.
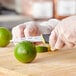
[0,43,76,76]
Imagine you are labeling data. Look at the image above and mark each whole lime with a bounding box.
[14,41,37,63]
[0,27,11,47]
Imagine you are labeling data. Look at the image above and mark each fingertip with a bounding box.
[65,42,75,48]
[51,47,56,51]
[18,25,25,37]
[55,38,65,49]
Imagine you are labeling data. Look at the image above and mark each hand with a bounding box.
[38,19,60,34]
[12,21,41,39]
[49,16,76,50]
[12,19,59,40]
[48,19,60,31]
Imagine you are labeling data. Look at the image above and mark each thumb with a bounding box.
[49,31,57,51]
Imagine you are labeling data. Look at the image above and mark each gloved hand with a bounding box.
[49,16,76,51]
[12,21,41,39]
[48,19,60,31]
[12,19,60,40]
[23,21,40,37]
[38,19,60,34]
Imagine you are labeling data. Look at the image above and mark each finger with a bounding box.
[49,31,57,50]
[64,42,75,48]
[24,27,35,37]
[24,28,30,37]
[18,25,26,37]
[24,25,41,37]
[55,37,65,49]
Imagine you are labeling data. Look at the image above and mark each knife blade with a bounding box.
[10,34,50,43]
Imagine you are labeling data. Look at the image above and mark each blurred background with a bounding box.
[0,0,76,30]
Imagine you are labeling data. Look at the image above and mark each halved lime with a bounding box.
[36,45,48,53]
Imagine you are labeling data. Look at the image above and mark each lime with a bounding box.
[0,27,12,47]
[14,41,37,63]
[36,45,48,53]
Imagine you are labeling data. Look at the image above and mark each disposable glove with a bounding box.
[38,19,60,34]
[49,16,76,50]
[12,21,41,39]
[12,19,60,40]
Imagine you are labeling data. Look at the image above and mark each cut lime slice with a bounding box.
[36,45,48,53]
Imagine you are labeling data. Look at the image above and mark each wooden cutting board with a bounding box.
[0,43,76,76]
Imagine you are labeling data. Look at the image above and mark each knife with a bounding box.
[10,34,50,44]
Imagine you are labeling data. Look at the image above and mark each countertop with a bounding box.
[0,43,76,76]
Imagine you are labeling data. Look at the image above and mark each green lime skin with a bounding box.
[14,41,37,63]
[36,46,48,53]
[0,27,12,47]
